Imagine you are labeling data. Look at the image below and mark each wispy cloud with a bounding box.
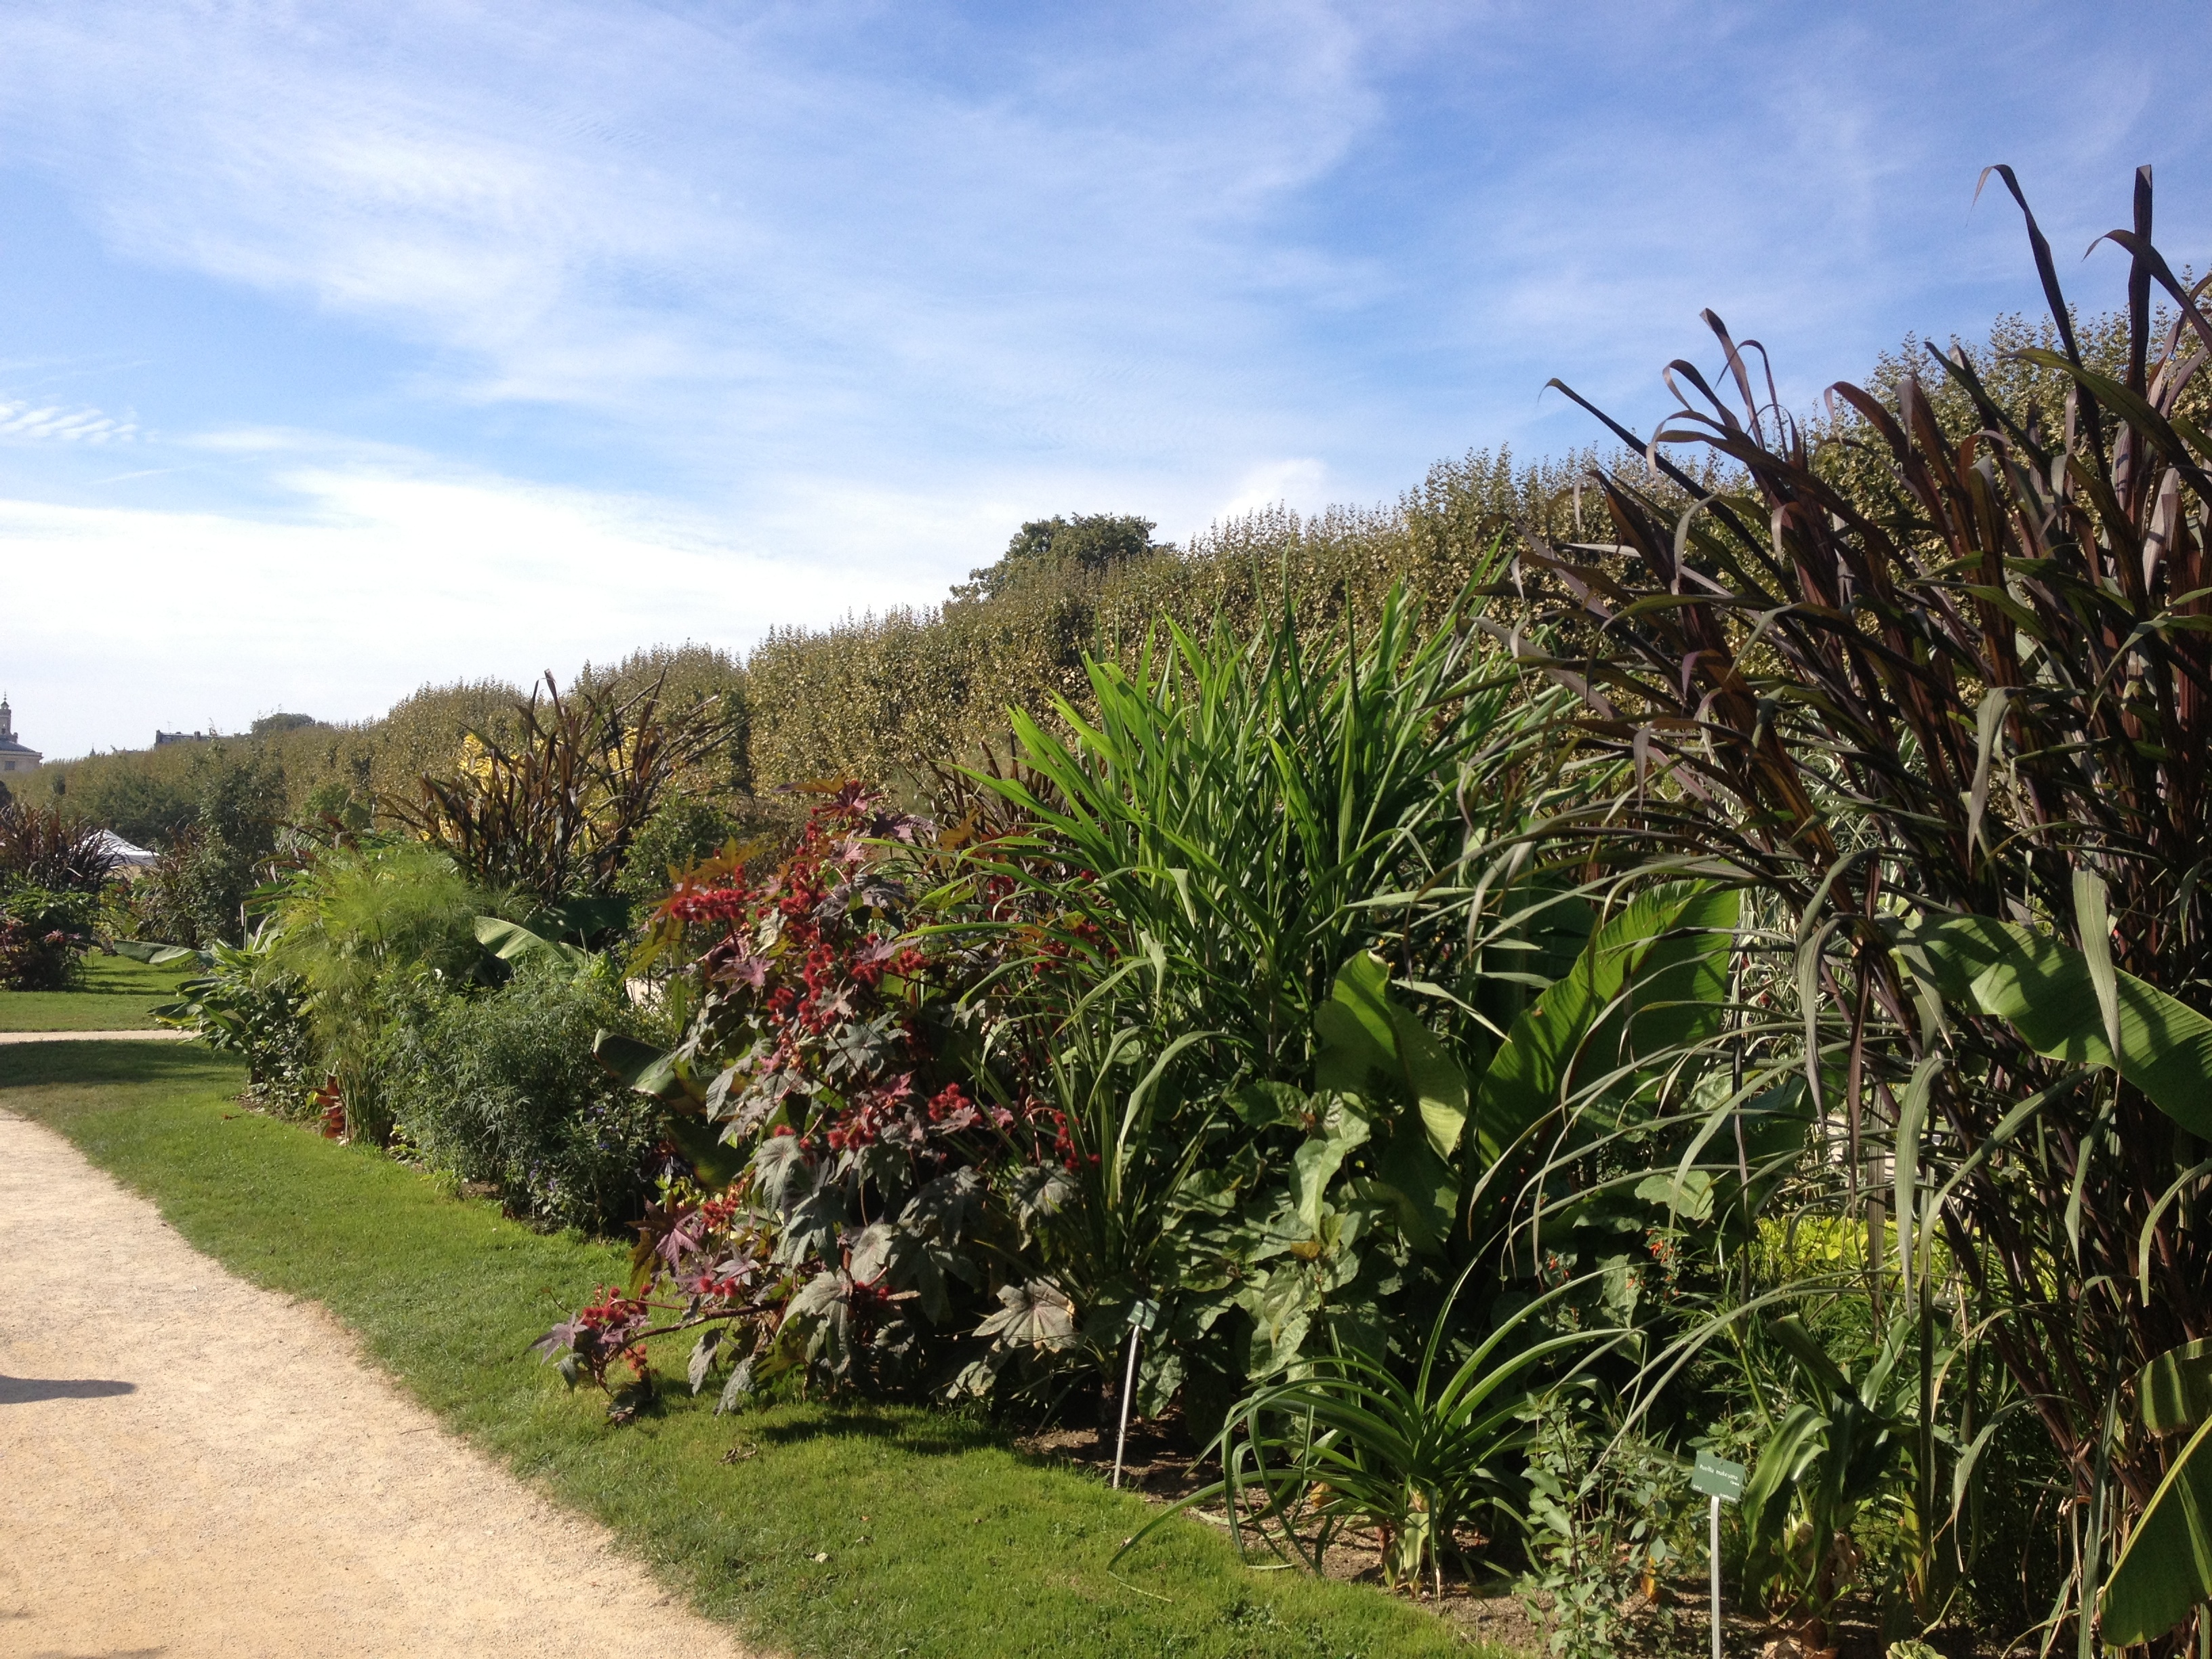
[0,0,2204,756]
[0,396,134,443]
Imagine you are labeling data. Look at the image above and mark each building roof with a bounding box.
[0,736,38,756]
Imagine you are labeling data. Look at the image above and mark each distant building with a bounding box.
[154,729,210,747]
[0,697,41,775]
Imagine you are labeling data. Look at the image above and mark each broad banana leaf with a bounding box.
[474,914,596,973]
[112,939,200,966]
[1314,950,1468,1158]
[1310,952,1467,1250]
[593,1029,692,1102]
[1473,882,1738,1166]
[1891,913,2212,1139]
[592,1031,743,1187]
[2142,1340,2212,1437]
[2102,1339,2212,1647]
[527,893,633,943]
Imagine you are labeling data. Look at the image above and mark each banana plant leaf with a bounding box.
[591,1030,741,1188]
[112,939,201,966]
[1472,881,1738,1166]
[1314,949,1467,1158]
[1889,912,2212,1139]
[474,914,596,973]
[526,893,633,944]
[1310,953,1469,1252]
[594,1030,691,1101]
[2102,1339,2212,1647]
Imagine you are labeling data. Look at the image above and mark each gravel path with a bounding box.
[0,1028,189,1043]
[0,1108,761,1659]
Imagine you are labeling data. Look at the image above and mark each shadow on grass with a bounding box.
[0,1039,240,1093]
[737,1403,1008,1459]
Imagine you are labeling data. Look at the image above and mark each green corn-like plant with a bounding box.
[965,569,1574,1086]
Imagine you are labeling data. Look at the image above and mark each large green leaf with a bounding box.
[1313,950,1468,1158]
[113,939,199,966]
[2103,1416,2212,1646]
[1292,1099,1372,1230]
[2102,1340,2212,1647]
[593,1029,690,1101]
[474,914,595,972]
[592,1031,743,1185]
[2142,1340,2212,1437]
[1473,882,1738,1166]
[1360,1126,1457,1255]
[1891,913,2212,1139]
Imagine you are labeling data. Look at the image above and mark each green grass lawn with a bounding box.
[0,951,188,1031]
[1,1039,1498,1659]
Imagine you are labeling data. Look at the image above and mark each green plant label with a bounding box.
[1691,1449,1745,1502]
[1127,1298,1160,1332]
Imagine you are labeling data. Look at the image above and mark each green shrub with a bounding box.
[388,960,665,1231]
[0,800,123,892]
[390,672,737,905]
[158,938,319,1110]
[613,793,745,907]
[0,884,100,989]
[261,836,495,1139]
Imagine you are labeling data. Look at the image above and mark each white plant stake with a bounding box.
[1691,1450,1745,1659]
[1111,1299,1160,1490]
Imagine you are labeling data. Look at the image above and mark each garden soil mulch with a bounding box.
[0,1106,762,1659]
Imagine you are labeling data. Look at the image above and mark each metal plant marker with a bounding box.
[1691,1450,1746,1659]
[1111,1299,1160,1490]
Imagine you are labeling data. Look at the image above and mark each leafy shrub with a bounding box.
[1531,167,2212,1645]
[126,823,248,947]
[388,959,672,1231]
[1517,1397,1691,1659]
[1136,1275,1610,1597]
[613,793,747,908]
[554,783,1046,1406]
[0,804,118,988]
[256,837,495,1139]
[157,939,317,1108]
[0,885,100,989]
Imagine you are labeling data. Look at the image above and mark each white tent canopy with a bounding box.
[93,830,159,869]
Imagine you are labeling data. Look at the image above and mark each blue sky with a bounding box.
[2,1,2207,758]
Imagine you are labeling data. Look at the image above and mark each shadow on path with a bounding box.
[0,1374,137,1403]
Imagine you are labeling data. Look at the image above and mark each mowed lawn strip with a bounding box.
[0,953,189,1031]
[2,1041,1493,1659]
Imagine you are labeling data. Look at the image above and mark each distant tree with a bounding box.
[251,711,318,737]
[951,513,1161,603]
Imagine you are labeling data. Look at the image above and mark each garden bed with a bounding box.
[1,1037,1507,1659]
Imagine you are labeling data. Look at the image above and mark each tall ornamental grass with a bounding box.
[1530,165,2212,1648]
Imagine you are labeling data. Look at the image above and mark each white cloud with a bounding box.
[0,0,1387,466]
[0,0,2205,771]
[0,396,134,443]
[1207,457,1332,529]
[0,457,983,759]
